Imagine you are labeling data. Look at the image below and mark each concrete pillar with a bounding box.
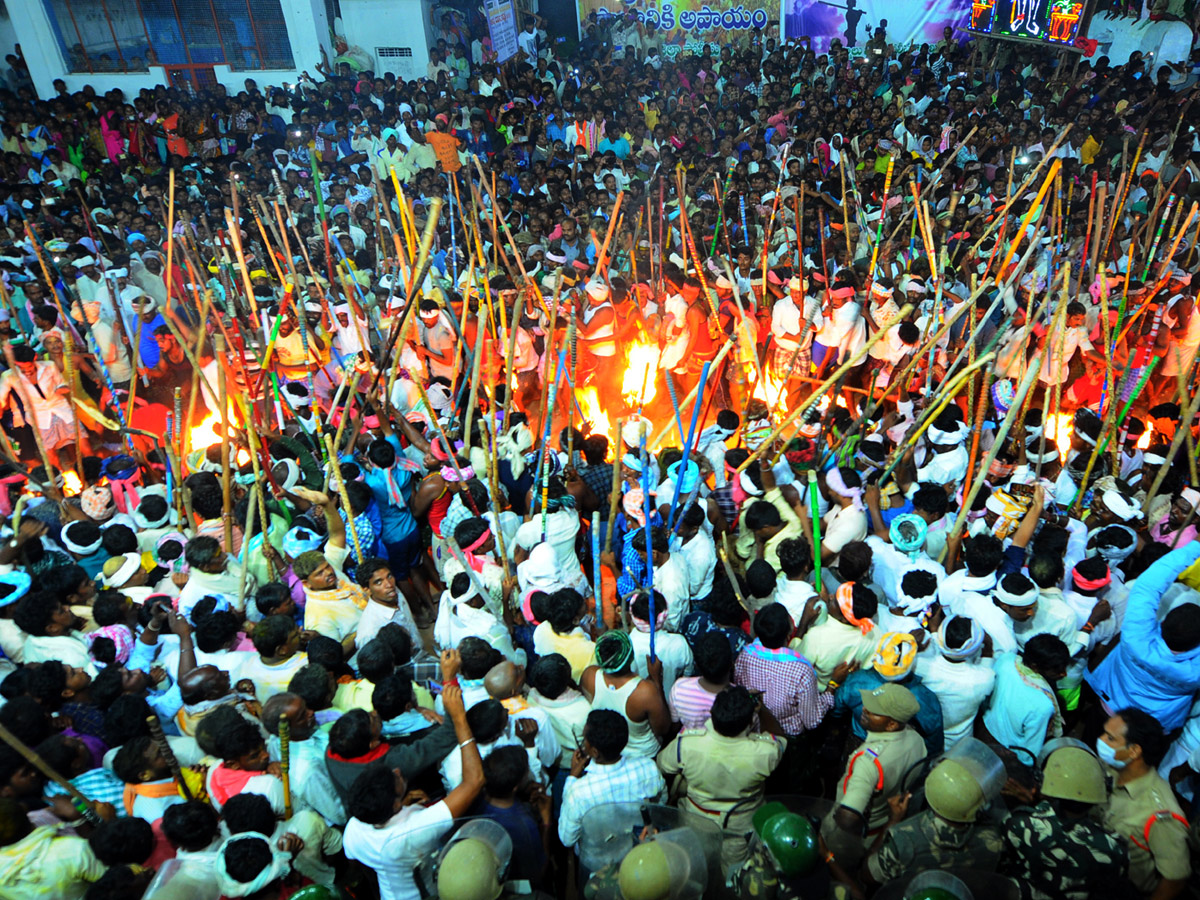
[280,0,333,71]
[6,0,68,99]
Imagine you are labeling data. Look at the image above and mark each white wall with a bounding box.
[339,0,430,82]
[0,2,19,61]
[51,65,305,100]
[8,0,319,99]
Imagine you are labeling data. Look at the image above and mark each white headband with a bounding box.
[936,616,984,660]
[132,501,171,530]
[62,523,102,556]
[825,468,864,511]
[994,578,1038,608]
[102,552,142,588]
[928,422,967,446]
[274,458,301,492]
[1101,489,1140,522]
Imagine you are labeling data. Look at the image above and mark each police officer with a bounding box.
[1098,709,1191,897]
[1001,744,1130,900]
[435,821,554,900]
[733,802,831,900]
[821,683,928,872]
[657,685,785,863]
[583,828,711,900]
[863,754,1004,886]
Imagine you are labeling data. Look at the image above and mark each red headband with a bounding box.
[1073,568,1111,592]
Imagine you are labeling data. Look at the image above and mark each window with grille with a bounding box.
[42,0,296,74]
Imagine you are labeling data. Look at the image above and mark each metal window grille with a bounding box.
[42,0,294,75]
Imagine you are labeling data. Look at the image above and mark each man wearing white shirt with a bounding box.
[629,591,692,696]
[632,528,690,632]
[917,615,996,747]
[437,697,551,791]
[343,679,484,900]
[516,18,539,62]
[674,504,717,603]
[939,532,1004,616]
[957,571,1043,656]
[264,693,347,825]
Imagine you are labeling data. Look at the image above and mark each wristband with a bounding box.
[1082,622,1094,633]
[459,738,475,749]
[824,850,835,864]
[827,680,839,690]
[442,677,459,688]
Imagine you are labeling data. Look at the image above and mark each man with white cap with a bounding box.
[769,275,821,401]
[71,255,104,302]
[917,614,996,746]
[412,298,456,382]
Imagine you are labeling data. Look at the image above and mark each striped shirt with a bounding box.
[668,677,720,729]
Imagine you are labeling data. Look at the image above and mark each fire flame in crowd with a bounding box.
[621,342,659,407]
[62,471,83,496]
[189,411,251,464]
[577,386,610,439]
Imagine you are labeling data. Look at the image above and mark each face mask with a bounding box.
[1095,737,1127,769]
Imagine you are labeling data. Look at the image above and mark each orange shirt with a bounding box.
[425,130,462,173]
[163,113,189,158]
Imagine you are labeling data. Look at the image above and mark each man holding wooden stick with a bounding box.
[0,24,1199,900]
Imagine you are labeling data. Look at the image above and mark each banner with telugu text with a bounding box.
[783,0,971,54]
[576,0,782,59]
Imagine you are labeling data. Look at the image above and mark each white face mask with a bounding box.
[1095,737,1127,769]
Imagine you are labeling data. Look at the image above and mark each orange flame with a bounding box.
[577,386,611,442]
[189,411,250,464]
[1046,413,1073,461]
[621,342,659,406]
[62,471,83,496]
[1136,429,1152,450]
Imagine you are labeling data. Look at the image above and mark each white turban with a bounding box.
[1101,489,1140,522]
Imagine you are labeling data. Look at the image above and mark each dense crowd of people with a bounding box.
[0,11,1198,900]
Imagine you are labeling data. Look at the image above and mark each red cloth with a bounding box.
[145,818,179,872]
[208,764,260,807]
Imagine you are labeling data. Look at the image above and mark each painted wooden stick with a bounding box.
[279,713,292,819]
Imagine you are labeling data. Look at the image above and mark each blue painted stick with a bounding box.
[86,331,134,451]
[663,373,685,452]
[665,359,712,533]
[591,510,601,612]
[639,425,655,662]
[447,174,459,286]
[539,346,568,542]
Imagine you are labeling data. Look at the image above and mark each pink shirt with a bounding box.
[668,677,720,729]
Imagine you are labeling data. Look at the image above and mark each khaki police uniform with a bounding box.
[820,726,926,869]
[658,726,786,857]
[1102,768,1191,893]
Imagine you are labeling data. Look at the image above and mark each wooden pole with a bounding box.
[734,304,915,476]
[278,714,292,819]
[216,335,233,551]
[0,719,99,822]
[323,433,364,563]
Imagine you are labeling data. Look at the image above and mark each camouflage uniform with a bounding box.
[582,863,621,900]
[866,809,1004,884]
[732,842,837,900]
[1000,800,1128,900]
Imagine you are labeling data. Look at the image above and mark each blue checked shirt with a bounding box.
[558,753,666,848]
